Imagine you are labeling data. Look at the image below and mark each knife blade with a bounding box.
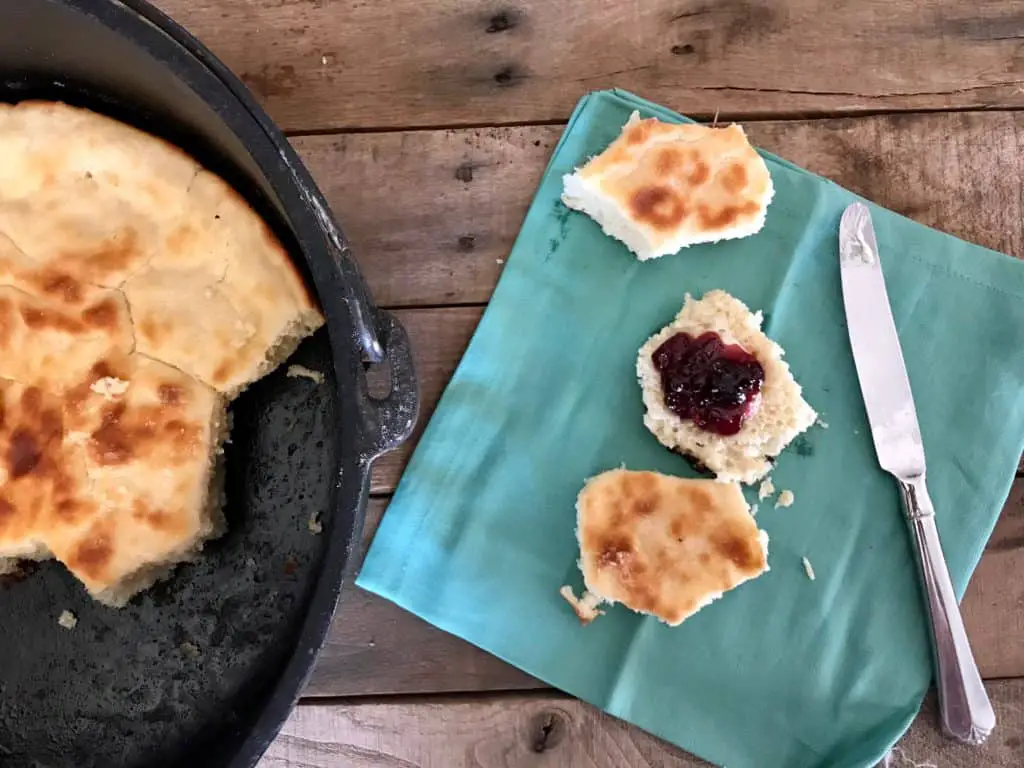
[839,203,924,480]
[839,202,995,746]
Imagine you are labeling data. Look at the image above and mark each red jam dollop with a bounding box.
[651,331,764,436]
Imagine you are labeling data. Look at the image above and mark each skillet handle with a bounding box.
[298,180,418,459]
[358,310,419,461]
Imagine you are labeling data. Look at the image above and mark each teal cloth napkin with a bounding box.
[356,89,1024,768]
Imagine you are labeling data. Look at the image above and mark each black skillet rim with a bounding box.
[12,1,419,766]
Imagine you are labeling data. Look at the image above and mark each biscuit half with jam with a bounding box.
[637,290,817,484]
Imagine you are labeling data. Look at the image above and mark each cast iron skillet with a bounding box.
[0,1,418,766]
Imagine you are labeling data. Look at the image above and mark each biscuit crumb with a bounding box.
[801,556,816,581]
[757,477,775,500]
[58,610,78,630]
[287,365,325,384]
[90,377,130,399]
[749,503,759,517]
[307,515,323,535]
[496,258,504,265]
[883,747,937,768]
[559,585,605,625]
[776,489,795,508]
[180,641,201,659]
[66,430,90,445]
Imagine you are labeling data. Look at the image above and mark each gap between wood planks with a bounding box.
[268,682,1024,768]
[155,0,1024,133]
[283,104,1024,139]
[291,110,1024,310]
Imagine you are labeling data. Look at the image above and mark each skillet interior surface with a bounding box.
[0,1,362,766]
[0,336,339,768]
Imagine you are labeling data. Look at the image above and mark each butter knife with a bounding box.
[838,202,995,746]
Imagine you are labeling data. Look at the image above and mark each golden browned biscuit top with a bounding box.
[577,469,767,626]
[577,114,770,244]
[0,100,326,603]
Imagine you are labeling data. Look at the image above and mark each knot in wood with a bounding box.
[529,709,566,753]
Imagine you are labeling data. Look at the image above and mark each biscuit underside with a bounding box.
[575,531,771,627]
[562,173,770,261]
[637,291,817,484]
[561,112,774,261]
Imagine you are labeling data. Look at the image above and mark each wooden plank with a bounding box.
[962,480,1024,679]
[293,112,1024,309]
[307,498,538,697]
[264,682,1024,768]
[295,128,557,308]
[310,478,1024,697]
[158,0,1024,131]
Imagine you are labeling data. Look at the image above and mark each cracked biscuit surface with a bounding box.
[0,101,325,605]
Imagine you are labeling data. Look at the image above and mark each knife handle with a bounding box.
[898,475,996,745]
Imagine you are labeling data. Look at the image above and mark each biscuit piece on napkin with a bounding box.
[562,111,773,260]
[565,469,768,626]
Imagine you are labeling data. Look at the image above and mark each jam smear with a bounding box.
[652,331,765,436]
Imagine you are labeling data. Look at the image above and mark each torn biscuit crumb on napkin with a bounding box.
[357,89,1024,768]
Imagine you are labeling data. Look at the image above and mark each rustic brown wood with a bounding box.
[159,0,1024,132]
[293,112,1024,310]
[307,499,539,697]
[262,682,1024,768]
[295,127,557,308]
[962,480,1024,679]
[309,478,1024,697]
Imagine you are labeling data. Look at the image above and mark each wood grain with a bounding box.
[293,111,1024,309]
[295,128,556,308]
[262,682,1024,768]
[962,480,1024,679]
[158,0,1024,132]
[309,478,1024,697]
[307,499,538,697]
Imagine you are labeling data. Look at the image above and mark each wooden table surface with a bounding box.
[158,2,1024,765]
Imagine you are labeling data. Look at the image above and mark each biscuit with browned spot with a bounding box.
[568,469,768,627]
[0,101,325,605]
[46,354,227,606]
[562,111,773,260]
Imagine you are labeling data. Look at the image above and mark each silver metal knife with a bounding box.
[839,202,995,746]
